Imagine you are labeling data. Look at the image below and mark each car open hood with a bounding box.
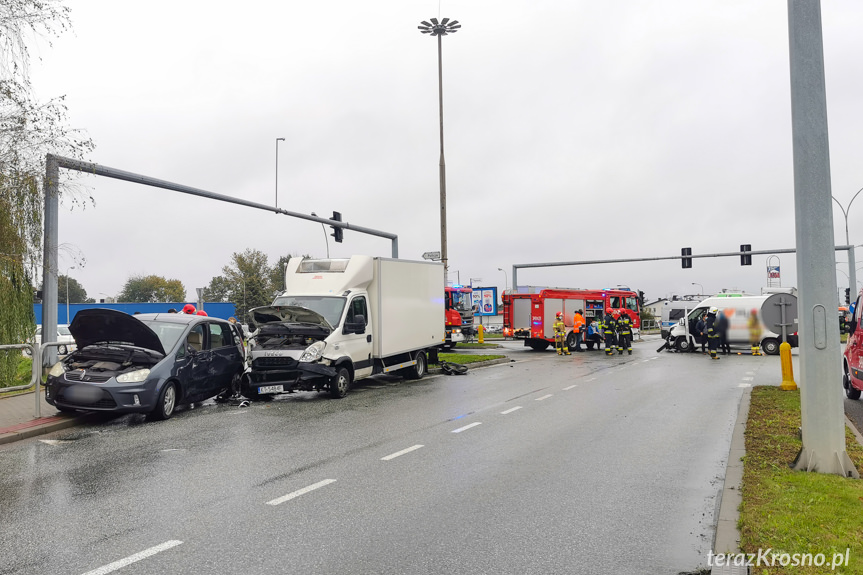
[68,309,166,354]
[250,306,333,329]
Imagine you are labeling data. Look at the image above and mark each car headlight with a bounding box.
[48,362,66,377]
[453,328,461,334]
[117,369,150,383]
[299,341,326,363]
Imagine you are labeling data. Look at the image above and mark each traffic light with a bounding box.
[638,290,645,308]
[681,247,692,269]
[740,244,752,266]
[846,287,851,304]
[330,211,343,243]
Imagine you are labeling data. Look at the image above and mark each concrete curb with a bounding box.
[0,415,84,446]
[710,386,751,574]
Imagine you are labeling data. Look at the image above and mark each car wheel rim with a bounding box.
[338,374,348,393]
[164,386,176,415]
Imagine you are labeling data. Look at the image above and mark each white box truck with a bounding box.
[241,256,445,399]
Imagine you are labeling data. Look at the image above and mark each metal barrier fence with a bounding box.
[0,341,69,418]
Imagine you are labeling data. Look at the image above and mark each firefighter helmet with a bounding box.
[197,310,208,316]
[709,306,719,314]
[182,304,196,314]
[556,311,563,319]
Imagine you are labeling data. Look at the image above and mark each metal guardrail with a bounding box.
[1,341,70,418]
[1,343,41,418]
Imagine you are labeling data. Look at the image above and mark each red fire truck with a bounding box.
[445,286,474,347]
[502,287,642,351]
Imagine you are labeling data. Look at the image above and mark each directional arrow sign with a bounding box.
[422,251,441,261]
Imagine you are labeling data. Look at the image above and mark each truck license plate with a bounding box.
[258,384,284,394]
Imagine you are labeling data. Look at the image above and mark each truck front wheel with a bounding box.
[330,367,351,398]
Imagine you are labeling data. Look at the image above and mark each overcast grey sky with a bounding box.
[27,0,863,304]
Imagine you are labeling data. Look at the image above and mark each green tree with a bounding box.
[118,275,186,303]
[207,249,296,322]
[57,274,87,303]
[1,1,92,385]
[267,255,293,294]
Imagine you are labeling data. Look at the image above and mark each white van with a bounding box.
[665,294,798,355]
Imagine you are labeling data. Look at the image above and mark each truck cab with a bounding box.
[445,286,474,347]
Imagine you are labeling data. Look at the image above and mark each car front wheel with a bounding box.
[149,382,177,420]
[762,338,780,356]
[674,336,691,353]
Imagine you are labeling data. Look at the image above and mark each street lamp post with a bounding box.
[691,282,703,296]
[311,212,330,258]
[418,17,460,284]
[275,137,286,207]
[498,267,508,293]
[832,186,863,296]
[64,266,75,323]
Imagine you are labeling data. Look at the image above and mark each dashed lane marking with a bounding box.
[80,540,183,575]
[738,383,752,388]
[501,406,522,415]
[266,479,337,506]
[381,445,424,461]
[452,422,482,433]
[742,376,754,381]
[562,385,577,390]
[535,394,553,401]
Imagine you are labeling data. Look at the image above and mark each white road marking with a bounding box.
[80,540,183,575]
[535,394,553,401]
[39,439,73,445]
[742,377,754,381]
[266,479,337,506]
[501,406,522,415]
[562,385,577,390]
[452,422,482,433]
[586,378,596,382]
[738,383,752,388]
[381,445,424,461]
[746,371,755,375]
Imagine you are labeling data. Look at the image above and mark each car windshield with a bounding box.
[270,296,347,327]
[58,326,71,336]
[139,320,188,351]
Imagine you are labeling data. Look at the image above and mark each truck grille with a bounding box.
[253,357,298,368]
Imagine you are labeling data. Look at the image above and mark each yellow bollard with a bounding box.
[779,341,797,390]
[478,324,484,344]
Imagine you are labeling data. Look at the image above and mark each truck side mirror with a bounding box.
[344,314,366,334]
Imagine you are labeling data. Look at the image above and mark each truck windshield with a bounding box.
[271,296,347,327]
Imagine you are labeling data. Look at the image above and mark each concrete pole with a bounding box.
[437,33,449,283]
[787,1,857,476]
[42,155,60,368]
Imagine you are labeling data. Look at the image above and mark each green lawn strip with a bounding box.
[431,353,506,366]
[0,355,39,395]
[454,342,501,349]
[739,386,863,574]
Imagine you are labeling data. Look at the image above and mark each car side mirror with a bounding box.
[186,344,198,356]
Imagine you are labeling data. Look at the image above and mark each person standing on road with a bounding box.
[586,319,601,350]
[717,309,731,355]
[617,312,633,355]
[748,309,763,356]
[695,312,707,354]
[553,312,571,355]
[572,309,585,352]
[603,310,618,356]
[705,307,720,360]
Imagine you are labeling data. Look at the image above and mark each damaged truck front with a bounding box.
[241,256,446,400]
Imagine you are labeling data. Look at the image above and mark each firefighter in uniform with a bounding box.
[602,310,617,356]
[553,312,571,355]
[572,309,585,352]
[748,309,763,356]
[705,307,721,360]
[616,312,633,355]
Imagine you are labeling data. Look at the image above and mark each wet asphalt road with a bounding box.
[1,340,783,575]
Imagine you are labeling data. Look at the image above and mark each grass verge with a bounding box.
[0,355,38,397]
[432,353,506,366]
[739,386,863,574]
[454,342,502,349]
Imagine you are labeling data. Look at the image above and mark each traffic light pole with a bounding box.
[510,245,854,294]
